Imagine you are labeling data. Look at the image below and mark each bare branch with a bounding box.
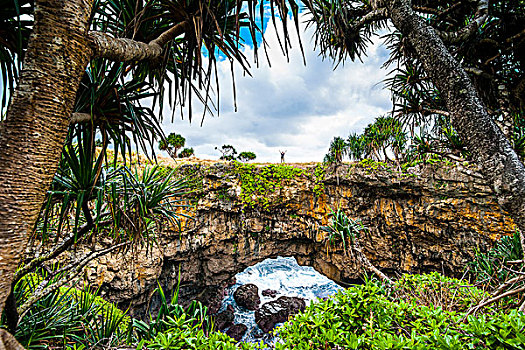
[89,22,188,62]
[352,8,388,31]
[15,219,113,283]
[17,242,129,319]
[70,112,93,124]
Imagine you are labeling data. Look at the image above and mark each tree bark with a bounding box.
[387,0,525,233]
[0,0,94,323]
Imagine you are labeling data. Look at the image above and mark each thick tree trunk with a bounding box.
[387,0,525,233]
[0,0,94,324]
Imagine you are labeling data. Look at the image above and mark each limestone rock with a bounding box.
[67,162,515,317]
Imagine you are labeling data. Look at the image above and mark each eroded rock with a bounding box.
[262,289,279,298]
[225,323,248,341]
[255,296,306,333]
[233,284,260,310]
[213,309,234,331]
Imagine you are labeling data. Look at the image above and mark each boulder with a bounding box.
[255,296,306,333]
[213,309,234,331]
[225,323,248,341]
[262,289,279,298]
[233,284,260,310]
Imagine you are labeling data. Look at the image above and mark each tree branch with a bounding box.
[14,218,113,283]
[17,241,129,319]
[70,112,94,124]
[351,8,388,30]
[89,22,188,62]
[438,0,489,44]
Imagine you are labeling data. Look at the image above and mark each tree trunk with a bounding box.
[387,0,525,233]
[0,0,94,323]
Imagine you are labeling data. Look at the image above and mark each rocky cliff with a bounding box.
[85,160,515,316]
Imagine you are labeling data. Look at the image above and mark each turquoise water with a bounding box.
[219,256,344,343]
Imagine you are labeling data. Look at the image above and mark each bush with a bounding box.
[5,272,130,349]
[275,273,525,349]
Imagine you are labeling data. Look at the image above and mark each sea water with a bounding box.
[219,256,344,343]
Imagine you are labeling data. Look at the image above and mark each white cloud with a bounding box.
[160,17,392,163]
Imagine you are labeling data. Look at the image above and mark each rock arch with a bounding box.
[87,162,515,317]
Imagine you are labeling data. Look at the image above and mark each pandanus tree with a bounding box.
[0,0,303,346]
[305,0,525,254]
[159,133,186,158]
[328,136,348,164]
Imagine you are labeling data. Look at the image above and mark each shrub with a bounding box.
[178,147,194,158]
[275,273,525,350]
[238,151,256,162]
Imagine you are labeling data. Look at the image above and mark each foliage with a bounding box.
[320,208,365,254]
[237,151,257,162]
[0,0,32,115]
[178,147,194,158]
[307,0,524,165]
[2,271,130,349]
[312,163,328,198]
[468,231,524,304]
[232,162,305,210]
[13,135,194,323]
[275,273,525,350]
[159,133,186,158]
[216,145,237,161]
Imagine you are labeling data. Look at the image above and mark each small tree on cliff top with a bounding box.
[238,151,256,162]
[159,133,186,158]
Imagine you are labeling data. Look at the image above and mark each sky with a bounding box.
[159,17,393,163]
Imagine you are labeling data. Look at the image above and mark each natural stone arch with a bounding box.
[86,162,515,317]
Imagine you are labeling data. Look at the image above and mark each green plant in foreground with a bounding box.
[275,273,525,350]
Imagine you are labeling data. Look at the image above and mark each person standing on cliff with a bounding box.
[279,150,287,163]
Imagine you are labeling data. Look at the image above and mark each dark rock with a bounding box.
[233,284,260,310]
[227,304,235,313]
[213,309,234,331]
[262,289,279,298]
[195,285,225,315]
[225,323,248,341]
[255,296,306,333]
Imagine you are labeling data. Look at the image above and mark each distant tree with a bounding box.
[363,116,406,162]
[216,145,237,161]
[178,147,194,158]
[238,151,256,162]
[328,137,348,164]
[159,133,186,158]
[347,133,366,161]
[325,137,347,186]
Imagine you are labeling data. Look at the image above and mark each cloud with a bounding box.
[160,17,392,163]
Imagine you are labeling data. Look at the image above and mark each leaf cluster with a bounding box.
[276,273,525,349]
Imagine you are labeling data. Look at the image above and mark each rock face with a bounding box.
[233,284,260,310]
[81,162,516,317]
[255,296,306,333]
